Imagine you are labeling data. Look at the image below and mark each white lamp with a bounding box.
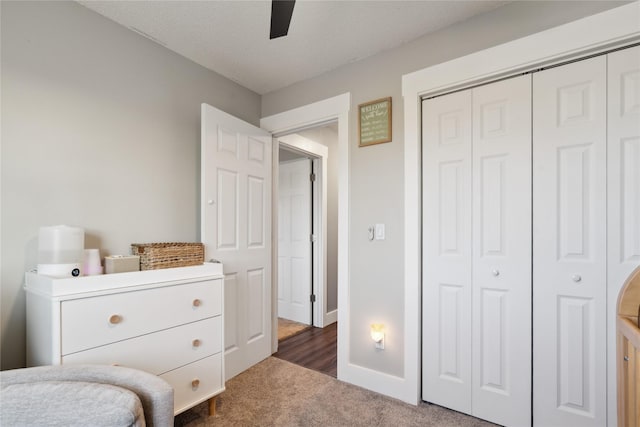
[370,323,385,350]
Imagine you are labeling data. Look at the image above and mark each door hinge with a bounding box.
[310,234,316,242]
[310,294,316,303]
[310,173,316,182]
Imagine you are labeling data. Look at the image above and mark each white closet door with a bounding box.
[278,158,312,325]
[533,56,607,427]
[471,75,531,426]
[607,45,640,427]
[422,90,473,414]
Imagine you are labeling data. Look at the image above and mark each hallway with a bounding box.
[273,322,337,378]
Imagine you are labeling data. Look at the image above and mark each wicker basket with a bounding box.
[131,242,204,270]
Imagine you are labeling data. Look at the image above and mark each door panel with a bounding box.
[217,169,238,249]
[438,284,463,381]
[533,56,606,427]
[422,90,473,414]
[558,145,592,259]
[479,288,507,391]
[277,158,312,324]
[557,296,594,413]
[607,45,640,426]
[247,268,266,340]
[247,176,265,248]
[224,273,239,352]
[201,104,272,380]
[471,75,531,426]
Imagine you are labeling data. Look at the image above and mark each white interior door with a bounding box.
[201,104,272,380]
[422,90,473,414]
[533,56,607,427]
[607,45,640,427]
[471,75,531,426]
[278,158,312,325]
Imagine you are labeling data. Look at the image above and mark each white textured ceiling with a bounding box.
[78,1,509,95]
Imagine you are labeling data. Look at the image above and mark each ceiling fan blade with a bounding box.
[270,0,296,39]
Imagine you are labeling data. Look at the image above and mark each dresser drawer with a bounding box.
[161,353,224,415]
[61,279,222,355]
[62,316,222,374]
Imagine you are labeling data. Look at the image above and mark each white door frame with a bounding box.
[402,2,640,414]
[276,135,329,328]
[261,93,350,355]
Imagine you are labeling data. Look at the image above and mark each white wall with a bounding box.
[0,1,261,370]
[262,0,626,383]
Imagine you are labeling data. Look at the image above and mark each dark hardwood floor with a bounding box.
[273,322,337,378]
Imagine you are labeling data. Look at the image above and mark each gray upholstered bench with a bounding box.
[0,365,174,427]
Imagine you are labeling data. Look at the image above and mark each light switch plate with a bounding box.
[375,223,385,240]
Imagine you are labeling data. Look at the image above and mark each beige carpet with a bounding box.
[277,317,310,341]
[174,357,496,427]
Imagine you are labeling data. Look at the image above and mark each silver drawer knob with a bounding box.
[572,274,582,283]
[492,269,500,277]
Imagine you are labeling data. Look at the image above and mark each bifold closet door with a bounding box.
[422,90,473,414]
[533,56,607,427]
[422,75,532,426]
[471,76,532,426]
[607,45,640,427]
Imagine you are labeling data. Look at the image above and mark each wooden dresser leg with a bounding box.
[208,396,217,417]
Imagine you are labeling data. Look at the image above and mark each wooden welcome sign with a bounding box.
[358,97,392,147]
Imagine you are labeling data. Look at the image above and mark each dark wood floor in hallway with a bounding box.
[273,322,337,378]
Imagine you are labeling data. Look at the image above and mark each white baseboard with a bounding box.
[340,361,418,405]
[323,309,337,326]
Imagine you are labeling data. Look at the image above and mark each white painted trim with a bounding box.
[271,138,280,354]
[341,362,417,404]
[261,94,351,136]
[402,3,640,98]
[402,1,640,418]
[312,155,328,327]
[261,93,350,358]
[404,92,422,406]
[276,134,329,328]
[324,309,337,325]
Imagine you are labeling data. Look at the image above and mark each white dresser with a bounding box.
[25,263,224,416]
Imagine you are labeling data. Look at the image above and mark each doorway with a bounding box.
[277,150,313,334]
[260,92,349,376]
[274,123,339,345]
